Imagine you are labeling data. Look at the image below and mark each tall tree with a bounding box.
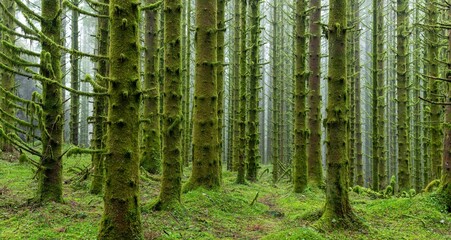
[246,0,261,182]
[217,0,226,174]
[307,0,323,185]
[396,0,410,192]
[236,0,247,184]
[70,0,80,146]
[98,0,143,237]
[352,0,364,187]
[37,0,64,203]
[427,0,443,181]
[184,0,221,190]
[293,0,308,193]
[153,0,183,210]
[317,0,360,229]
[90,0,109,195]
[141,0,161,174]
[271,0,280,183]
[0,0,15,153]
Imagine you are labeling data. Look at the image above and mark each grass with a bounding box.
[1,152,450,239]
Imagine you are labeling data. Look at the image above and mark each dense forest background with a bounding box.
[0,0,450,239]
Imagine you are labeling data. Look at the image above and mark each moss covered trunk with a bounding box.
[141,0,161,174]
[98,0,143,238]
[247,0,261,182]
[396,0,410,192]
[217,0,225,175]
[69,0,80,146]
[236,0,247,184]
[427,1,443,181]
[90,0,109,195]
[293,0,308,193]
[271,0,279,183]
[232,0,240,172]
[318,0,359,229]
[353,0,363,187]
[37,0,64,203]
[0,0,15,153]
[154,0,183,209]
[376,0,386,190]
[413,0,422,192]
[307,0,323,185]
[184,0,220,191]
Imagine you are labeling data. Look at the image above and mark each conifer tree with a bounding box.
[154,0,183,209]
[141,0,161,174]
[293,0,308,193]
[217,0,226,172]
[184,0,221,191]
[396,0,410,192]
[236,0,247,184]
[0,0,15,153]
[427,0,443,181]
[317,0,360,229]
[98,0,143,237]
[246,0,261,182]
[70,0,80,146]
[90,0,109,195]
[307,0,323,185]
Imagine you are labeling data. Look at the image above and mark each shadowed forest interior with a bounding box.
[0,0,450,239]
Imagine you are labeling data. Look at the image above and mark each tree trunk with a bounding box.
[246,0,261,182]
[141,0,161,174]
[318,0,360,229]
[90,0,109,195]
[37,0,64,203]
[184,0,220,191]
[307,0,323,186]
[293,0,308,193]
[396,0,410,192]
[70,0,80,146]
[98,0,143,237]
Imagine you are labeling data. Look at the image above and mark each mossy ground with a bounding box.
[1,152,450,239]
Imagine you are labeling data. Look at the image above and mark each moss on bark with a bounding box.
[293,0,308,193]
[396,0,410,192]
[246,0,261,182]
[217,0,225,177]
[36,0,64,203]
[236,0,247,185]
[307,0,323,186]
[184,0,221,191]
[317,0,362,230]
[69,0,80,146]
[0,0,15,153]
[98,0,143,238]
[141,0,161,175]
[90,0,109,195]
[153,0,183,210]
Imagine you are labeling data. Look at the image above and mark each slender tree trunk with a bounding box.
[217,0,225,175]
[154,0,183,210]
[318,0,360,229]
[232,0,240,172]
[307,0,323,185]
[70,0,80,146]
[246,0,261,182]
[37,0,64,203]
[184,0,221,191]
[353,0,363,187]
[293,0,308,193]
[236,0,247,184]
[90,0,109,195]
[271,0,279,183]
[427,0,443,181]
[396,0,410,192]
[141,0,161,174]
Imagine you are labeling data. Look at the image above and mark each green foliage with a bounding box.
[1,159,451,239]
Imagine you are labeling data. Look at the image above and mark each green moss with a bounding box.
[262,228,325,240]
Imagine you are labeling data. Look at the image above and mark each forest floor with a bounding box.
[0,150,450,240]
